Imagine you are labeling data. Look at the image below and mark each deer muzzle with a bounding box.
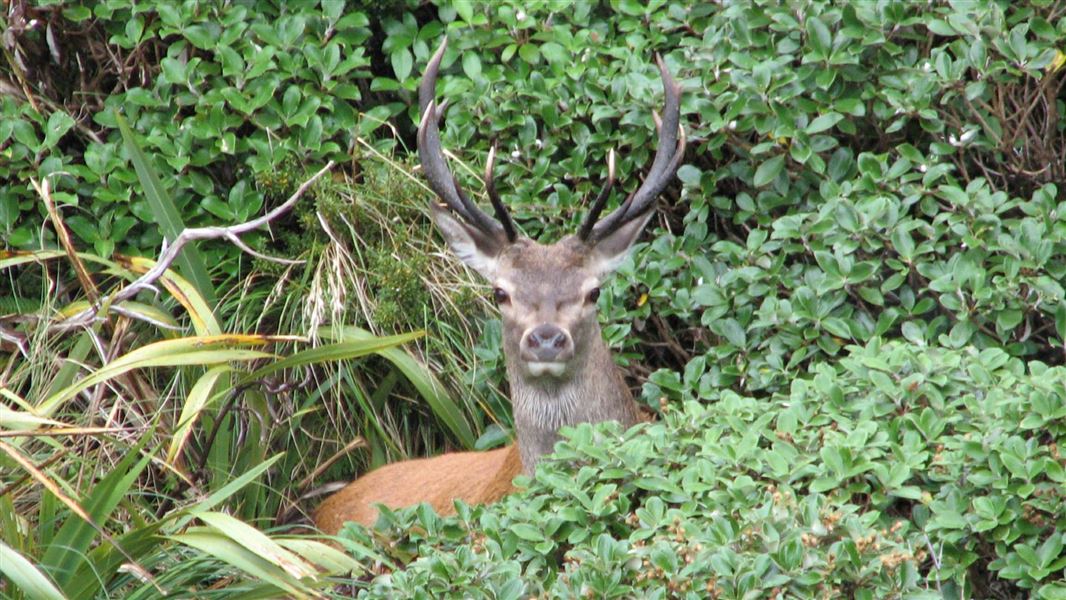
[521,323,574,375]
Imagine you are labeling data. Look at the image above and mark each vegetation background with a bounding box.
[2,0,1066,597]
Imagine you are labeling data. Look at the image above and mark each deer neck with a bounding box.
[506,324,640,475]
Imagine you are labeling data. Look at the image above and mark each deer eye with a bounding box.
[586,287,601,304]
[493,287,510,304]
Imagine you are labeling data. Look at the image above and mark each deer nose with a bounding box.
[523,324,571,362]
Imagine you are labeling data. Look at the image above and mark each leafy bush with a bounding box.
[2,0,505,489]
[2,0,372,261]
[344,339,1066,598]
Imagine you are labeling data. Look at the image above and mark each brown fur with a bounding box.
[313,445,522,535]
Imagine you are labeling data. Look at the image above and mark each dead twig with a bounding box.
[112,160,335,304]
[34,178,100,305]
[38,161,335,329]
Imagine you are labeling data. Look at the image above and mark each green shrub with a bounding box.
[343,339,1066,598]
[2,0,373,263]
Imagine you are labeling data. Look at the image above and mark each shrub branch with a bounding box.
[31,161,335,329]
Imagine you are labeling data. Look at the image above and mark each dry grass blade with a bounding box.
[0,426,137,438]
[297,436,367,494]
[0,446,70,499]
[0,439,163,594]
[33,177,100,304]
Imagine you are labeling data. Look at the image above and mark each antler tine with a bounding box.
[587,54,686,243]
[418,38,448,118]
[485,142,517,242]
[578,149,616,241]
[417,38,506,237]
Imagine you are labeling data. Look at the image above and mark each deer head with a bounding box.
[418,39,685,390]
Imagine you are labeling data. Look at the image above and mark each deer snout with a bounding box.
[521,324,573,365]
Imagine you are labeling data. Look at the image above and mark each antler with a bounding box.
[417,39,516,243]
[579,55,686,243]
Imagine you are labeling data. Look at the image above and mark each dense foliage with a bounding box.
[351,341,1066,598]
[2,0,1066,597]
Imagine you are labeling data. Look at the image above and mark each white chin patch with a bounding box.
[527,361,566,377]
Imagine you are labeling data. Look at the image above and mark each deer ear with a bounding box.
[430,203,506,279]
[588,210,655,276]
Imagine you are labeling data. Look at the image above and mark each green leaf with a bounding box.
[927,19,956,36]
[391,48,413,82]
[806,112,842,135]
[43,111,75,148]
[892,227,915,261]
[1037,533,1063,568]
[183,24,217,49]
[62,5,91,22]
[0,541,65,600]
[541,42,566,63]
[510,523,546,542]
[462,52,482,79]
[754,155,785,187]
[518,44,540,64]
[996,309,1023,332]
[455,1,475,23]
[806,17,832,57]
[711,318,746,347]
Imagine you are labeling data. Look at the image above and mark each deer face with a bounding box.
[445,233,642,379]
[417,38,685,382]
[492,239,593,378]
[429,198,664,380]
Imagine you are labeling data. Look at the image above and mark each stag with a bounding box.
[314,39,685,535]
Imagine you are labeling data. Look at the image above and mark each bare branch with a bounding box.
[46,161,334,331]
[112,160,334,305]
[0,324,29,358]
